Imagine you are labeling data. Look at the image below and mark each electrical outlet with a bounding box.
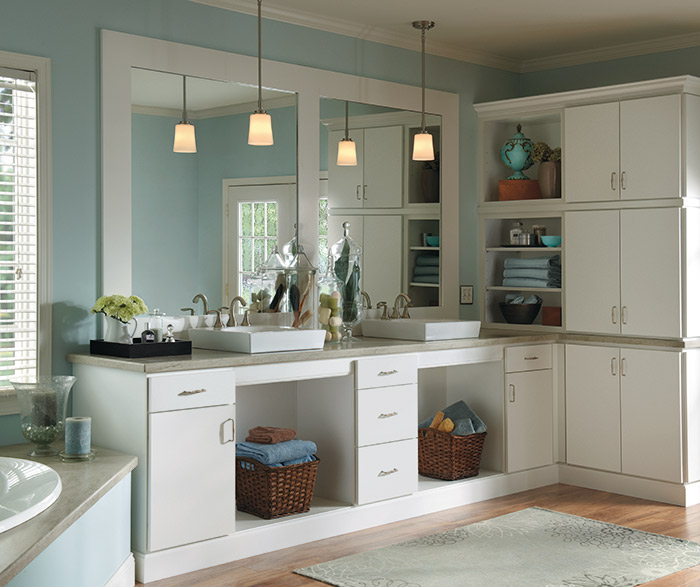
[460,285,473,305]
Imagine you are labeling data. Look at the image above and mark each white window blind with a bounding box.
[238,200,278,300]
[0,68,37,389]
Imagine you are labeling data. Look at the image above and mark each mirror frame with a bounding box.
[101,29,459,315]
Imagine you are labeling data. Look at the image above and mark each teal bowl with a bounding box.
[540,235,561,247]
[425,236,440,247]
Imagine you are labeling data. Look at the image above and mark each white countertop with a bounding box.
[0,444,137,585]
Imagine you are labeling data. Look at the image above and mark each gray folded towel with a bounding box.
[415,255,440,267]
[503,255,560,270]
[419,400,487,435]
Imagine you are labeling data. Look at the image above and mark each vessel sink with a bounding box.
[189,326,326,354]
[0,457,62,533]
[361,318,481,341]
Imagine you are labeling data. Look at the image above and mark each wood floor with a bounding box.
[140,484,700,586]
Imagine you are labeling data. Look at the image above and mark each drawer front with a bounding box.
[356,354,417,389]
[505,344,552,373]
[357,384,417,447]
[357,438,417,505]
[148,368,236,412]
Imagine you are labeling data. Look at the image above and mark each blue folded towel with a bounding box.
[236,439,317,465]
[503,268,560,279]
[239,454,316,469]
[413,266,440,276]
[412,274,440,284]
[502,277,560,288]
[505,294,542,305]
[503,255,560,270]
[415,255,440,267]
[419,400,487,435]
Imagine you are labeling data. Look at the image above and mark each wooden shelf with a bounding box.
[487,286,562,293]
[410,246,440,251]
[486,246,560,253]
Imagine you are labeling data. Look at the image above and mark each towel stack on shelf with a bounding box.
[502,255,561,288]
[412,253,439,284]
[236,426,317,467]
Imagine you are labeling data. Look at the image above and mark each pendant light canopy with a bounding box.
[412,20,435,162]
[337,101,357,166]
[248,0,274,146]
[173,76,197,153]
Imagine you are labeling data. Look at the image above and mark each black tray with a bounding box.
[90,338,192,358]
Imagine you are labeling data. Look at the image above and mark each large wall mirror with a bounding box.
[102,30,459,319]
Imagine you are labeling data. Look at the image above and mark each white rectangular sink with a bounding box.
[361,319,481,342]
[189,326,326,354]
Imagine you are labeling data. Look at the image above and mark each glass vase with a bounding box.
[11,376,77,456]
[330,221,363,340]
[317,255,343,343]
[287,245,318,329]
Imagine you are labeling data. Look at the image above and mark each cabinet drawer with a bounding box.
[355,355,417,389]
[505,344,552,372]
[148,368,236,413]
[357,438,417,504]
[357,384,417,447]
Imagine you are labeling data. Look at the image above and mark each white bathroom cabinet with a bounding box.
[327,126,403,209]
[564,95,681,203]
[565,207,682,338]
[504,344,553,473]
[565,344,682,483]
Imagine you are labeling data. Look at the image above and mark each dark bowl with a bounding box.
[498,302,542,325]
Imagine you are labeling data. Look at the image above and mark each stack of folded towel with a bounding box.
[502,255,561,288]
[418,400,487,436]
[236,426,317,467]
[412,253,439,284]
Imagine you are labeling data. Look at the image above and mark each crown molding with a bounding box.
[131,94,296,119]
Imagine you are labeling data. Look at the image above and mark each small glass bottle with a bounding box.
[317,254,343,343]
[141,322,156,343]
[330,221,363,340]
[509,221,523,246]
[149,308,164,342]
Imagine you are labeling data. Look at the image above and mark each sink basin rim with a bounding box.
[189,326,326,354]
[361,318,481,342]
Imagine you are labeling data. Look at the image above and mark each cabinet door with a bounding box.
[363,215,402,305]
[620,207,681,338]
[506,369,553,473]
[564,102,619,203]
[620,95,681,200]
[565,345,621,472]
[149,404,236,551]
[565,210,620,334]
[363,126,403,208]
[620,349,681,482]
[328,129,364,209]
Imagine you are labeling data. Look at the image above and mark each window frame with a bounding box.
[0,51,51,416]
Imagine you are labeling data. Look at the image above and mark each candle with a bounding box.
[64,416,91,455]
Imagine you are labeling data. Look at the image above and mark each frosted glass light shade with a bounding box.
[412,131,434,161]
[337,138,357,166]
[248,112,274,146]
[173,122,196,153]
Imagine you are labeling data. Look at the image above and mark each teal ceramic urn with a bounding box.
[500,124,534,180]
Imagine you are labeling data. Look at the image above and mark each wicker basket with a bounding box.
[418,428,486,481]
[235,456,320,519]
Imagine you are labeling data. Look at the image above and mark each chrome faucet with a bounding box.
[180,307,195,316]
[361,290,372,310]
[376,301,389,320]
[206,308,226,329]
[390,293,412,319]
[227,297,247,327]
[192,293,209,315]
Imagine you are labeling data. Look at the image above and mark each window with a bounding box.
[238,200,279,301]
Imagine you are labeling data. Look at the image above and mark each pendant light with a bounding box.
[412,20,435,161]
[248,0,273,146]
[337,101,357,166]
[173,75,196,153]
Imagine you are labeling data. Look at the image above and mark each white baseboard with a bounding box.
[105,553,135,587]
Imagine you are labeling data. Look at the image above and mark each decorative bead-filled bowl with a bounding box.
[498,302,542,325]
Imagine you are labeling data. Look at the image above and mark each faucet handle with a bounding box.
[376,301,389,320]
[180,307,195,316]
[206,309,224,329]
[401,302,413,319]
[242,310,250,326]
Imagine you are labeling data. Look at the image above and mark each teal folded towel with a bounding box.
[502,277,560,288]
[503,255,560,270]
[503,268,560,279]
[415,255,440,267]
[419,400,487,435]
[239,454,316,469]
[413,266,440,276]
[236,439,317,465]
[412,274,440,284]
[505,294,542,304]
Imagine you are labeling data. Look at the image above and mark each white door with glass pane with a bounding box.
[225,182,296,303]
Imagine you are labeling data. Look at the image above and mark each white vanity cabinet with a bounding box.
[504,344,553,473]
[565,207,682,338]
[564,94,681,203]
[354,354,418,504]
[565,344,681,483]
[328,126,403,209]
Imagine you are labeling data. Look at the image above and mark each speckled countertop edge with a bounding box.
[0,444,137,585]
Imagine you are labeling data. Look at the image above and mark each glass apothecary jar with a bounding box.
[286,245,318,329]
[317,254,343,343]
[330,221,363,339]
[257,245,288,317]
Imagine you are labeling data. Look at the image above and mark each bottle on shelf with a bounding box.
[141,322,156,344]
[509,221,523,245]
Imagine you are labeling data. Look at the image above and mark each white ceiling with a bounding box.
[189,0,700,72]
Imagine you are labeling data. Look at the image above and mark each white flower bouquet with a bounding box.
[91,294,148,323]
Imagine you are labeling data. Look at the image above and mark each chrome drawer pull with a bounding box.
[220,418,235,444]
[178,388,207,396]
[611,171,617,190]
[378,468,398,477]
[378,369,398,376]
[378,411,398,419]
[524,356,539,361]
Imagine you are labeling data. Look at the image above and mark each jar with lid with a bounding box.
[330,221,363,339]
[287,244,318,329]
[256,245,287,314]
[148,308,165,342]
[317,254,343,343]
[509,221,523,246]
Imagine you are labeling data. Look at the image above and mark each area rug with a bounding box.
[294,507,700,587]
